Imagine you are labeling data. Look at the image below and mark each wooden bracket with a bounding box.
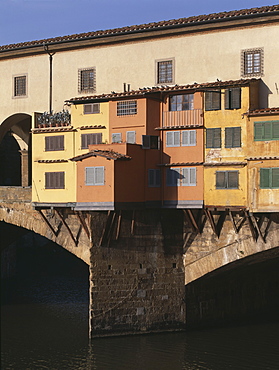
[55,209,78,246]
[204,209,218,237]
[75,211,91,240]
[244,210,257,241]
[183,209,201,233]
[38,209,57,236]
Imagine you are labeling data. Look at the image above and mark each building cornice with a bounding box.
[1,5,279,60]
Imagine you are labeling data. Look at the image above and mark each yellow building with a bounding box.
[204,79,259,208]
[246,108,279,212]
[32,102,109,206]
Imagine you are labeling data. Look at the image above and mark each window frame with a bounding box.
[241,48,264,77]
[254,121,279,141]
[182,130,196,147]
[45,172,65,189]
[83,103,100,114]
[206,128,221,148]
[78,67,96,93]
[156,58,174,85]
[216,170,239,189]
[169,94,194,111]
[225,127,241,148]
[148,169,161,187]
[85,166,105,186]
[166,131,180,147]
[181,167,197,186]
[260,168,279,189]
[126,131,136,144]
[117,100,137,116]
[13,74,27,98]
[45,135,65,151]
[142,135,160,149]
[81,133,102,149]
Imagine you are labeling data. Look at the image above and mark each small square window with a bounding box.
[78,68,96,93]
[156,59,174,84]
[241,48,263,77]
[14,75,27,97]
[216,171,239,189]
[117,101,137,116]
[83,103,100,114]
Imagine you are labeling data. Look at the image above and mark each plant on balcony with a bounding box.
[37,110,71,127]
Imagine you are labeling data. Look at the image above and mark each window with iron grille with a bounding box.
[78,68,96,93]
[260,168,279,189]
[45,172,65,189]
[148,169,161,187]
[117,100,137,116]
[170,94,194,111]
[216,171,239,189]
[205,90,221,111]
[166,131,180,147]
[142,135,159,149]
[241,48,263,77]
[254,121,279,141]
[14,75,27,97]
[182,130,196,146]
[83,103,100,114]
[225,88,241,110]
[157,60,173,84]
[45,135,64,151]
[225,127,241,148]
[112,133,122,143]
[206,128,221,148]
[81,133,102,149]
[126,131,136,144]
[85,166,104,185]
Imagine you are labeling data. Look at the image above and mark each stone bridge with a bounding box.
[1,186,279,336]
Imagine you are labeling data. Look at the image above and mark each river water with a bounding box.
[2,273,279,370]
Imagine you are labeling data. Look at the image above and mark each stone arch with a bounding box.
[0,113,32,186]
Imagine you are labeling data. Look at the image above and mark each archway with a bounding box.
[0,113,32,186]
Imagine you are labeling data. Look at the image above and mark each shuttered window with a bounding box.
[216,171,239,189]
[182,130,196,146]
[117,101,137,116]
[112,133,122,143]
[157,60,173,84]
[78,68,96,93]
[85,167,105,185]
[14,75,27,97]
[148,169,161,187]
[205,90,221,111]
[206,128,221,148]
[142,135,159,149]
[254,121,279,141]
[166,131,180,147]
[225,88,241,110]
[126,131,136,144]
[182,167,196,186]
[45,135,64,151]
[260,168,279,189]
[81,133,102,149]
[45,172,65,189]
[166,168,181,186]
[83,103,100,114]
[169,94,194,111]
[225,127,241,148]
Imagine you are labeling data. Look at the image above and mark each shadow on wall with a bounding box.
[0,132,21,186]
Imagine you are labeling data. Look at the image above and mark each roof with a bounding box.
[68,78,259,103]
[1,5,278,51]
[247,107,279,116]
[70,149,131,162]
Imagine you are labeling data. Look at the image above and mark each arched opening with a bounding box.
[0,113,32,186]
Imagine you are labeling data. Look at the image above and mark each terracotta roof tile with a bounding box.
[70,149,131,162]
[247,107,279,116]
[1,5,278,50]
[68,78,258,103]
[246,156,279,161]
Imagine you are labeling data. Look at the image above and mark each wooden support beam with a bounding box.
[115,211,122,240]
[76,211,91,240]
[38,209,57,236]
[99,210,112,246]
[205,209,218,237]
[244,210,257,241]
[229,210,238,234]
[106,211,116,247]
[183,209,200,233]
[250,213,265,243]
[131,210,135,235]
[55,209,78,246]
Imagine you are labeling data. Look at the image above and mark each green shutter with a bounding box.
[260,168,270,188]
[254,123,263,140]
[271,168,279,188]
[264,122,272,140]
[272,121,279,139]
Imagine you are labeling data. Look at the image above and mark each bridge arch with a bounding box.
[0,113,32,186]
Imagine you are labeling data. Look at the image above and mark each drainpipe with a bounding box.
[43,43,56,114]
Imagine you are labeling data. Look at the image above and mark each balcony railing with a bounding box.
[162,109,203,128]
[34,110,71,129]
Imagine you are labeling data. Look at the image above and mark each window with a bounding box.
[182,130,196,146]
[225,127,241,148]
[167,167,197,186]
[112,133,122,143]
[254,121,279,141]
[157,60,173,84]
[206,128,221,148]
[166,131,180,147]
[14,75,27,97]
[78,68,96,93]
[142,135,159,149]
[169,94,194,111]
[205,90,221,111]
[85,166,104,185]
[225,88,241,110]
[126,131,136,144]
[260,168,279,189]
[45,136,64,151]
[117,100,137,116]
[242,48,263,77]
[216,171,239,189]
[45,172,65,189]
[81,133,102,149]
[148,169,161,187]
[83,103,100,114]
[182,167,196,186]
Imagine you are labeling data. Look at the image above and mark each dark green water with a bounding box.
[1,275,279,370]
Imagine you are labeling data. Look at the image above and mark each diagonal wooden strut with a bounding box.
[183,209,201,233]
[38,209,57,236]
[55,209,78,246]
